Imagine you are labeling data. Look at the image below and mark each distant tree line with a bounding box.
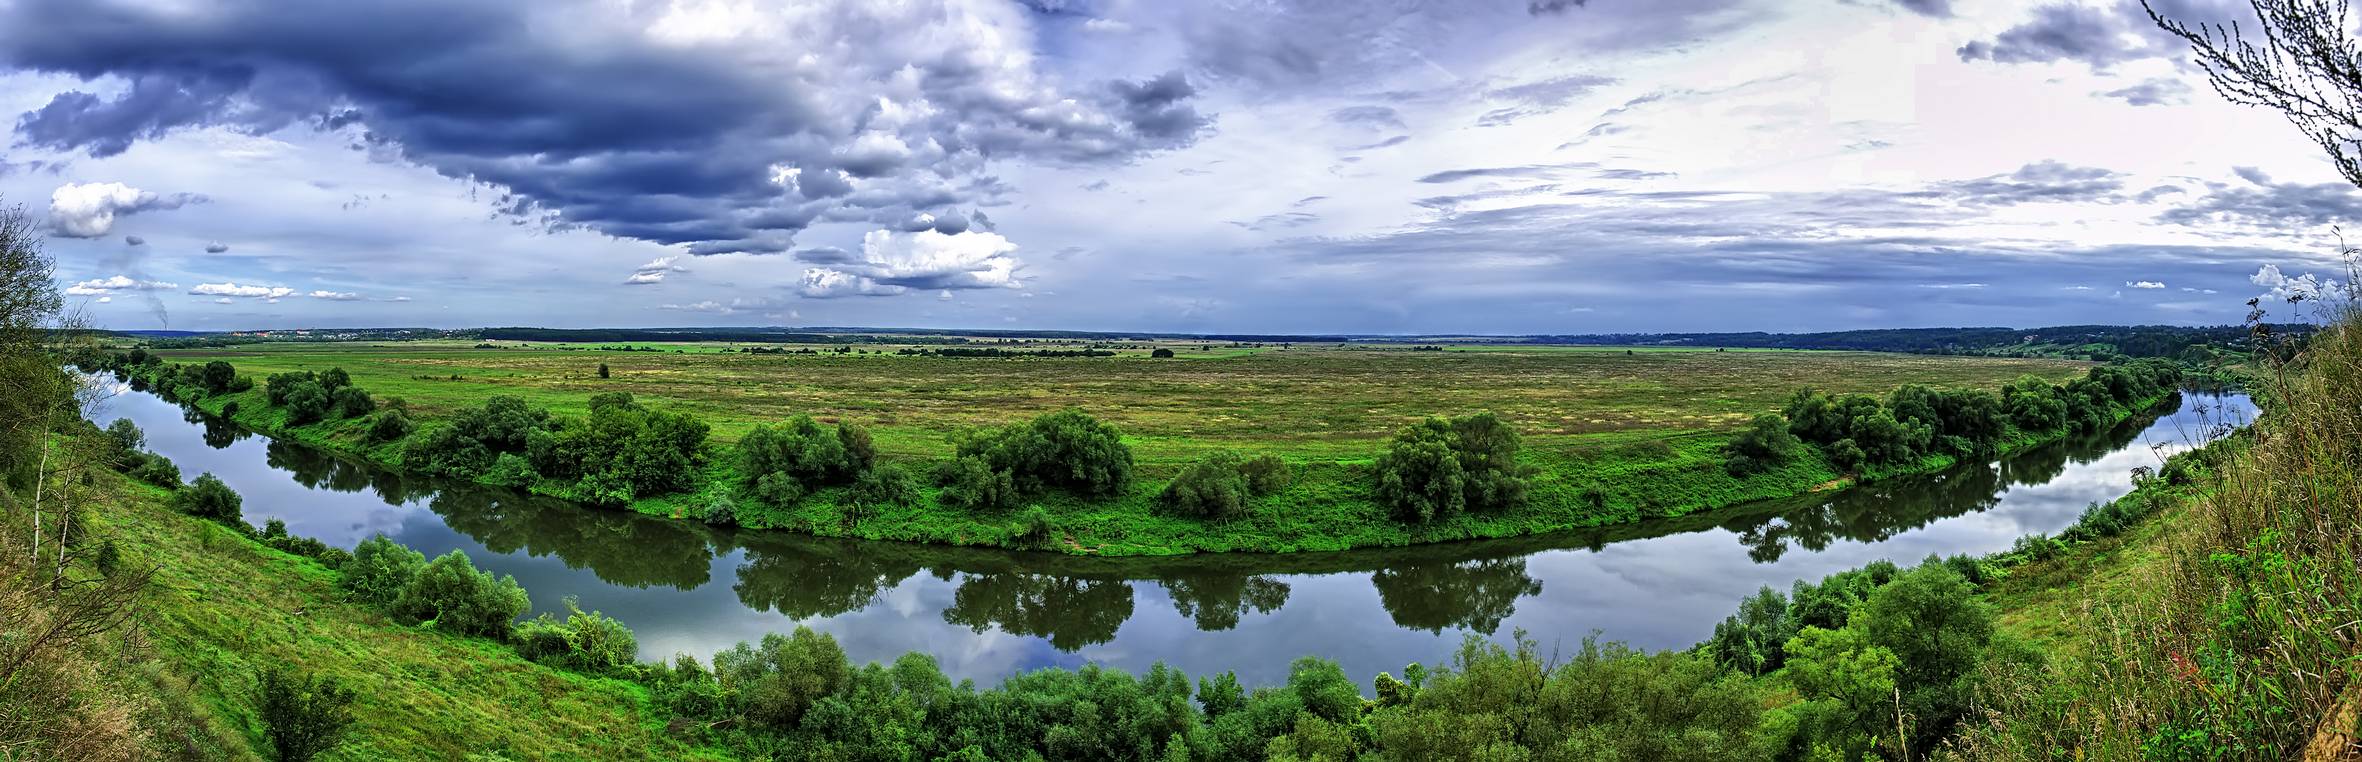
[1522,324,2305,361]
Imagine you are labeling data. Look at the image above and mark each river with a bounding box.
[88,384,2251,687]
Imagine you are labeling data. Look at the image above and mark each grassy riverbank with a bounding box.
[113,343,2171,556]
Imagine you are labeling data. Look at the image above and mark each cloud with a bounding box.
[204,242,229,253]
[1886,0,1952,17]
[1936,161,2126,205]
[1478,74,1616,126]
[2126,280,2165,288]
[65,275,176,295]
[2251,263,2349,305]
[2157,167,2362,229]
[1956,0,2249,70]
[0,0,1211,255]
[625,255,689,285]
[46,181,204,237]
[2098,77,2191,106]
[796,229,1023,298]
[1329,105,1406,131]
[190,282,295,299]
[307,290,361,300]
[660,297,796,315]
[123,235,144,246]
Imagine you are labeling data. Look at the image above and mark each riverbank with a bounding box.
[122,357,2182,557]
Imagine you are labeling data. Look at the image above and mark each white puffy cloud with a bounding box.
[625,256,689,285]
[308,290,361,301]
[794,229,1023,299]
[2251,264,2349,305]
[47,182,203,238]
[66,275,178,295]
[799,267,908,298]
[2126,280,2165,289]
[191,282,296,299]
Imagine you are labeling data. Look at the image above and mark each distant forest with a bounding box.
[1519,324,2313,360]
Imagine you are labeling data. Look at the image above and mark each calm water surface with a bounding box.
[90,384,2251,686]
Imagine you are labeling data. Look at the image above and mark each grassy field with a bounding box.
[155,339,2089,464]
[133,339,2118,556]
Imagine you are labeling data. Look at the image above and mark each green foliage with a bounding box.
[738,416,871,506]
[1373,411,1531,523]
[1160,450,1291,519]
[367,409,412,443]
[1723,413,1801,476]
[1151,347,1175,358]
[128,452,182,488]
[524,392,710,503]
[940,455,1020,512]
[341,534,427,607]
[198,360,237,395]
[282,380,330,425]
[101,418,144,464]
[714,627,852,730]
[254,666,357,762]
[847,462,920,515]
[393,550,530,638]
[328,385,374,418]
[515,596,639,674]
[317,367,350,392]
[265,371,317,406]
[173,472,242,524]
[955,408,1134,498]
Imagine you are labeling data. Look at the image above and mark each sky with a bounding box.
[0,0,2356,334]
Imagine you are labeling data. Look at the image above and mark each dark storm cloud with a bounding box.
[2099,77,2192,106]
[1957,0,2249,69]
[0,0,1210,254]
[204,242,229,253]
[2157,167,2362,229]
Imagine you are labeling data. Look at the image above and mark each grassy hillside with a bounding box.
[0,445,705,760]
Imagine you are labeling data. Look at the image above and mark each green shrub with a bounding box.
[367,409,412,443]
[484,452,537,488]
[737,416,868,505]
[1161,450,1291,520]
[341,534,427,607]
[283,381,331,425]
[1016,505,1058,546]
[255,666,356,762]
[173,473,242,524]
[940,455,1019,512]
[516,596,639,673]
[329,385,374,418]
[1373,412,1531,523]
[848,462,920,512]
[955,408,1133,497]
[393,550,529,638]
[713,627,851,730]
[129,452,182,488]
[101,418,144,464]
[1723,413,1801,476]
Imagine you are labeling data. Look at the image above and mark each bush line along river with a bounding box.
[90,381,2251,687]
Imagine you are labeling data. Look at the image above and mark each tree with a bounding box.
[737,416,867,505]
[199,360,237,395]
[329,385,374,418]
[317,367,350,392]
[394,550,530,638]
[255,666,357,762]
[1162,450,1291,519]
[341,534,426,607]
[1723,413,1801,476]
[174,473,243,524]
[283,381,330,425]
[954,409,1134,498]
[368,409,412,442]
[597,362,610,379]
[1151,348,1176,358]
[713,627,852,730]
[1374,412,1531,523]
[102,418,145,465]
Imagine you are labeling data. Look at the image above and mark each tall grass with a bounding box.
[1961,275,2362,759]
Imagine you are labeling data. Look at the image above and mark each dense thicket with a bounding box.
[1761,360,2179,475]
[949,409,1134,506]
[737,415,876,506]
[1161,451,1291,519]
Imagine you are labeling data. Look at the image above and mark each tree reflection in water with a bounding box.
[942,573,1134,651]
[1370,557,1541,634]
[1160,574,1291,631]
